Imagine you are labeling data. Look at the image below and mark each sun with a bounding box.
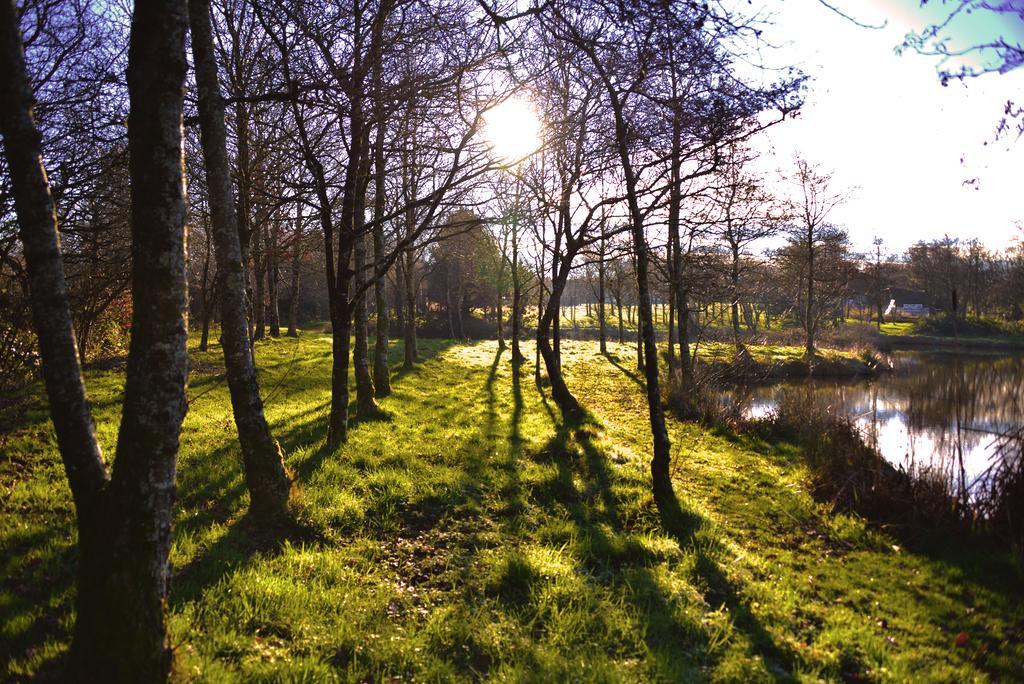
[484,96,542,163]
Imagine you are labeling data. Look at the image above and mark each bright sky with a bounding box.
[751,0,1024,254]
[485,96,542,163]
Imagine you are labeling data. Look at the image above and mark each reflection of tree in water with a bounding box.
[724,353,1024,497]
[894,354,1023,504]
[896,354,1023,441]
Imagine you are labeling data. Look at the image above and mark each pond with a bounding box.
[722,350,1024,495]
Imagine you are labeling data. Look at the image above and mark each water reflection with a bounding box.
[724,352,1024,494]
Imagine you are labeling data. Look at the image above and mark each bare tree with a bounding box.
[189,0,293,520]
[867,236,894,328]
[1,0,190,676]
[707,145,781,353]
[785,156,847,357]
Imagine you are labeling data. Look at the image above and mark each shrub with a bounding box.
[973,428,1024,547]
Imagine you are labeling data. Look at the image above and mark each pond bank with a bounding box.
[714,348,1024,507]
[697,343,881,381]
[880,333,1024,352]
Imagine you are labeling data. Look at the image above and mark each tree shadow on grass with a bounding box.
[482,345,504,443]
[519,409,796,679]
[0,528,76,677]
[388,338,460,384]
[603,350,645,388]
[656,492,794,679]
[170,510,321,610]
[2,337,468,679]
[171,341,465,609]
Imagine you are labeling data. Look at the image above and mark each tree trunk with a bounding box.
[3,0,194,675]
[604,87,674,511]
[287,208,301,337]
[326,227,354,447]
[2,0,113,672]
[617,298,624,344]
[77,1,193,676]
[78,318,92,366]
[190,0,292,520]
[598,240,607,355]
[393,269,404,340]
[328,60,371,443]
[636,313,644,372]
[730,244,742,353]
[353,230,377,415]
[805,226,816,357]
[198,214,213,351]
[199,276,217,353]
[327,293,352,447]
[536,257,581,416]
[552,294,561,373]
[446,274,456,338]
[402,250,418,369]
[274,31,346,447]
[253,218,266,341]
[497,294,505,349]
[676,286,692,380]
[668,295,675,357]
[551,247,561,374]
[665,238,676,373]
[234,102,255,349]
[371,123,391,395]
[267,214,281,338]
[535,274,544,385]
[510,209,524,365]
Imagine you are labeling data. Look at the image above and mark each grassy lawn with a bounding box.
[694,342,858,364]
[2,333,1021,681]
[878,322,916,336]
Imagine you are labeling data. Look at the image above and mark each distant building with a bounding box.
[889,288,931,316]
[898,302,930,316]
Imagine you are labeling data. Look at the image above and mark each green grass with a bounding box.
[878,321,916,336]
[2,332,1022,681]
[554,303,769,334]
[695,342,858,364]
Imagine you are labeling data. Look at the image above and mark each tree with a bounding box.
[538,0,799,509]
[866,237,895,329]
[605,245,634,346]
[1004,224,1024,320]
[1,0,190,676]
[542,0,677,506]
[521,29,618,416]
[907,236,965,317]
[426,210,499,338]
[189,0,293,521]
[63,146,132,364]
[784,156,847,357]
[0,0,127,386]
[707,145,781,353]
[492,173,530,364]
[255,0,499,446]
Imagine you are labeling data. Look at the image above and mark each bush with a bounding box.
[663,363,733,424]
[973,428,1024,547]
